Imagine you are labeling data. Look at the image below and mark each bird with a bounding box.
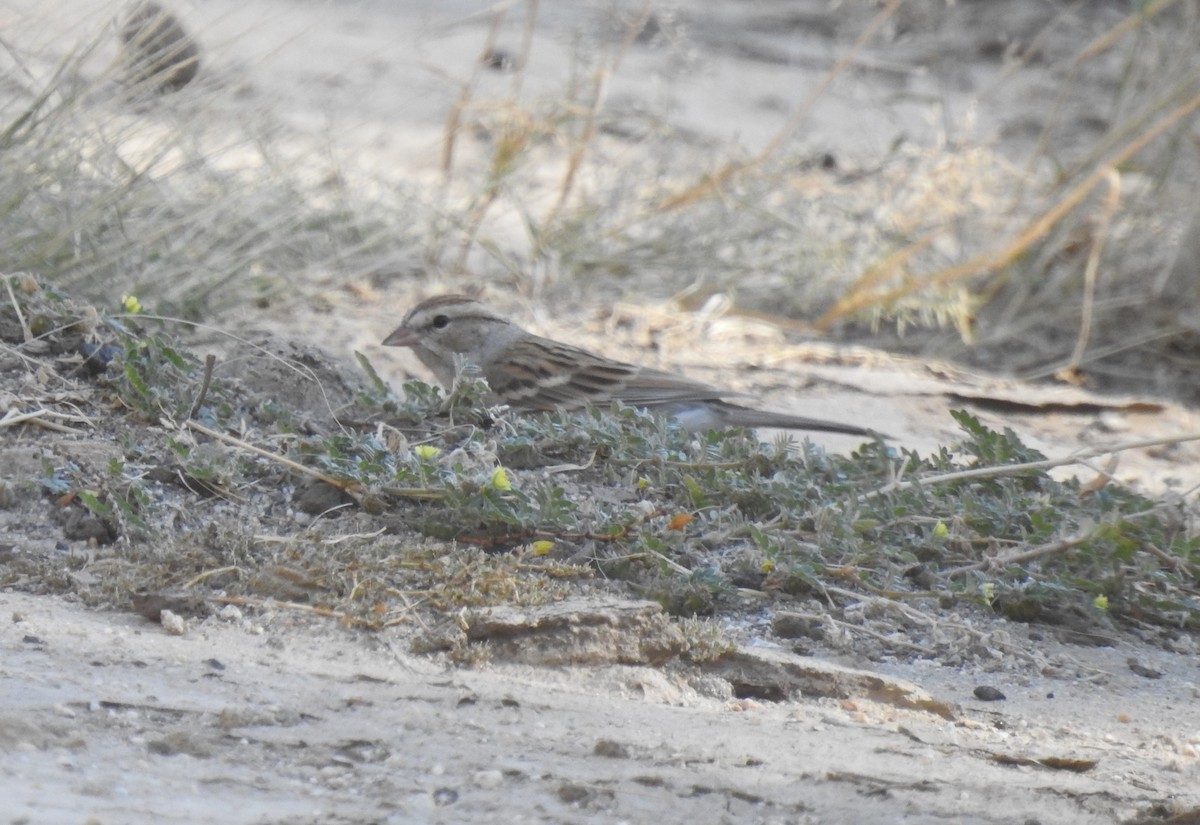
[382,294,880,438]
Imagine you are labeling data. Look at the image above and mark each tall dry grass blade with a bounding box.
[0,39,95,149]
[551,2,651,215]
[3,277,33,343]
[1062,168,1121,379]
[1076,0,1184,62]
[655,0,903,214]
[816,89,1200,328]
[441,8,507,175]
[815,230,942,330]
[509,0,538,99]
[864,430,1200,501]
[1028,0,1187,173]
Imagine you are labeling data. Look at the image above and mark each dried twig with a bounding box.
[551,2,650,213]
[185,419,352,491]
[441,7,508,174]
[0,407,86,434]
[940,535,1092,579]
[1063,169,1121,377]
[863,431,1200,500]
[816,89,1200,328]
[3,277,32,343]
[187,353,217,419]
[656,0,903,212]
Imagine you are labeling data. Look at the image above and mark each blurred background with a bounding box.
[2,0,1198,399]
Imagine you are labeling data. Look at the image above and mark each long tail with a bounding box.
[669,400,886,438]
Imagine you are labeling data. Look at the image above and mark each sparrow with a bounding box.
[382,294,879,437]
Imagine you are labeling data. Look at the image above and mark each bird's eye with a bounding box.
[431,314,450,329]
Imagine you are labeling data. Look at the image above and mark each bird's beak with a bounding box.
[382,325,419,347]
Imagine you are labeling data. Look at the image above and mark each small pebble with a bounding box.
[1127,659,1163,679]
[973,685,1006,702]
[472,769,503,789]
[593,739,629,758]
[431,788,458,806]
[160,609,186,635]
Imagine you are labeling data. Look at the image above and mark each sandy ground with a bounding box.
[4,1,1200,823]
[5,589,1200,825]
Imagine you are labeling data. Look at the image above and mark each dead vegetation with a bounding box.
[2,276,1199,669]
[1,0,1200,666]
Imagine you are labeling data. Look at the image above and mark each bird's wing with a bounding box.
[486,337,731,411]
[608,364,739,406]
[486,338,882,437]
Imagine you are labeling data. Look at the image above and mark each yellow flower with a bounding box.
[413,445,441,460]
[1093,595,1109,611]
[121,295,142,314]
[933,521,949,537]
[981,582,995,602]
[490,466,512,491]
[531,540,554,555]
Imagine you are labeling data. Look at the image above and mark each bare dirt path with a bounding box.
[4,590,1197,825]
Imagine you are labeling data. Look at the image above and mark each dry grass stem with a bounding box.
[509,0,539,99]
[1077,0,1186,62]
[185,419,355,491]
[184,565,242,588]
[656,0,902,213]
[865,431,1200,500]
[816,230,943,331]
[820,89,1200,328]
[186,353,217,420]
[1063,169,1121,377]
[440,7,508,175]
[0,408,86,434]
[941,536,1093,579]
[4,277,32,343]
[551,2,650,215]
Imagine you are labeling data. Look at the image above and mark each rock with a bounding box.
[705,646,956,719]
[119,1,201,92]
[462,597,686,666]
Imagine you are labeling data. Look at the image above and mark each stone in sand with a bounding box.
[118,1,201,92]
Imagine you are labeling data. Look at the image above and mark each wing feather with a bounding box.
[485,337,731,411]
